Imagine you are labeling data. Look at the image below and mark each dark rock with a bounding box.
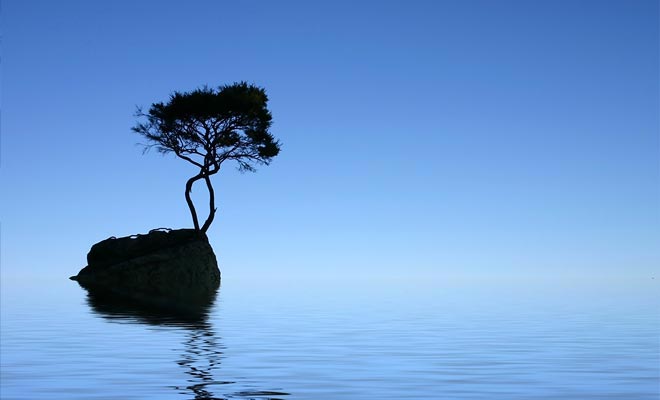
[71,228,220,306]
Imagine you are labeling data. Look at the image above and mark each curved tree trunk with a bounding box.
[185,173,205,231]
[200,174,216,233]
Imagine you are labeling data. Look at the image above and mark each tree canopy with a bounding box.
[133,82,281,233]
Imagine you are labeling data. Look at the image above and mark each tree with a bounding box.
[133,82,281,233]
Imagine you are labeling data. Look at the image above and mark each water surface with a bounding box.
[1,273,658,399]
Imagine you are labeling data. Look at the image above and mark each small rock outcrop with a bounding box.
[71,229,220,308]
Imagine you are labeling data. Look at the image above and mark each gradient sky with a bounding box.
[2,0,658,280]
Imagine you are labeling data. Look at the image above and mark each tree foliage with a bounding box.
[133,82,281,233]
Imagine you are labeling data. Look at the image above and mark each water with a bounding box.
[1,273,658,399]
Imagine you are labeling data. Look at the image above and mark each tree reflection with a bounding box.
[79,284,289,400]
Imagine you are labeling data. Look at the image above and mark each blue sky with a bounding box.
[2,0,658,280]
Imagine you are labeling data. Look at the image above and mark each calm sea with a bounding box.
[1,272,658,399]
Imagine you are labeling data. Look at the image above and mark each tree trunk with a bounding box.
[185,173,205,231]
[200,174,216,233]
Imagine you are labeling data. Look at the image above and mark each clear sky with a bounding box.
[2,0,658,280]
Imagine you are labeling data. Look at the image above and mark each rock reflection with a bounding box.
[80,285,289,400]
[83,285,218,328]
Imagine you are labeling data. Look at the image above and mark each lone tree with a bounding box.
[133,82,281,233]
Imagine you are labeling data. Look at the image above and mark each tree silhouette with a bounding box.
[133,82,281,233]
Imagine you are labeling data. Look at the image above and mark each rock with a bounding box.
[71,229,220,307]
